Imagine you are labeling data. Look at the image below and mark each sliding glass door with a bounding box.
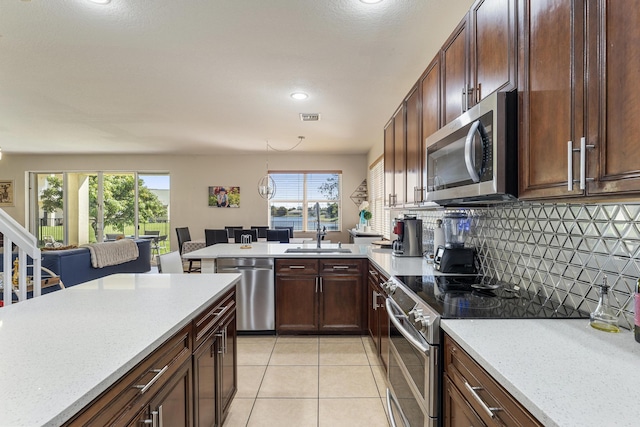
[30,172,170,250]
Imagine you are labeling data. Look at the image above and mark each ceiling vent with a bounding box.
[299,113,321,122]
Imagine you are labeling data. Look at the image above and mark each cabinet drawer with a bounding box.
[320,259,364,275]
[275,259,319,275]
[444,334,542,427]
[65,325,192,427]
[193,287,236,349]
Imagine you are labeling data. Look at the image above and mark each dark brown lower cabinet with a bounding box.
[444,333,542,427]
[366,263,389,371]
[130,359,193,427]
[194,304,237,427]
[65,288,237,427]
[276,259,365,334]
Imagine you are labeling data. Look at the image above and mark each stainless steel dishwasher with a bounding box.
[216,258,274,332]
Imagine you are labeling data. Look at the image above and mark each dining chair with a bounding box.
[145,230,160,236]
[266,229,290,243]
[175,227,198,272]
[224,226,243,239]
[151,235,168,260]
[157,251,184,274]
[233,229,257,243]
[274,226,294,238]
[250,226,269,239]
[205,229,229,246]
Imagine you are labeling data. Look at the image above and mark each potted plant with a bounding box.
[359,201,372,231]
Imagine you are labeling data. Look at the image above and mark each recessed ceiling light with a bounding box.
[360,0,383,4]
[290,92,308,100]
[87,0,111,4]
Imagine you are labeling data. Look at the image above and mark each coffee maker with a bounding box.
[434,212,477,273]
[392,215,423,257]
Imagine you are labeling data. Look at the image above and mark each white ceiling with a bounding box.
[0,0,473,155]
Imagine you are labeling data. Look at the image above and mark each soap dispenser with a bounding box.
[590,276,620,333]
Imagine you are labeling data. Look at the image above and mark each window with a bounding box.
[269,172,341,232]
[369,157,389,238]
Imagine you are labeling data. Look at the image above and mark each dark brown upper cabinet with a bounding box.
[519,0,640,200]
[405,84,423,205]
[383,117,395,207]
[441,0,517,126]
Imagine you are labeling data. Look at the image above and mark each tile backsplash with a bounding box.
[407,201,639,330]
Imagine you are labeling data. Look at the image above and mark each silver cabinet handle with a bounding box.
[372,290,379,310]
[319,277,323,293]
[464,120,482,183]
[463,381,502,419]
[567,140,574,191]
[461,86,466,113]
[315,277,319,293]
[476,83,482,103]
[158,405,163,427]
[134,366,169,394]
[567,138,595,191]
[332,265,350,270]
[216,331,224,354]
[289,265,306,269]
[141,410,158,426]
[579,136,595,190]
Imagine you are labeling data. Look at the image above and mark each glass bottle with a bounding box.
[590,276,620,333]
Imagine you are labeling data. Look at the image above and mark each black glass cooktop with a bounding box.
[394,275,589,319]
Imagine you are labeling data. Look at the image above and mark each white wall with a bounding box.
[0,152,368,247]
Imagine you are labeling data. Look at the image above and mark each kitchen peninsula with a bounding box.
[185,243,639,426]
[0,273,240,427]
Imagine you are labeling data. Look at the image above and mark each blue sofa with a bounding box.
[40,239,151,287]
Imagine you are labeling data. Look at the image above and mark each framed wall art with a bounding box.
[208,186,240,208]
[0,180,14,207]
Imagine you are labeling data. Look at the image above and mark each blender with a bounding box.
[434,212,477,273]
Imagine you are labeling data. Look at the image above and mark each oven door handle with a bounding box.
[386,388,410,427]
[386,298,430,354]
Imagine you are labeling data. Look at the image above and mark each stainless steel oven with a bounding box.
[383,281,440,427]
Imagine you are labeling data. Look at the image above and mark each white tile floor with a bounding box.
[223,335,390,427]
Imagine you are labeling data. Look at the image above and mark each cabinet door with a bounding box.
[441,16,469,125]
[393,105,406,207]
[219,312,237,420]
[149,359,193,427]
[367,269,380,343]
[421,55,441,142]
[384,118,395,206]
[469,0,517,104]
[405,84,422,205]
[193,334,219,427]
[586,0,640,195]
[444,376,486,427]
[319,274,363,332]
[275,275,318,332]
[377,286,389,372]
[518,0,585,199]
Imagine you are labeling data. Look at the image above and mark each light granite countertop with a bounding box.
[441,319,640,427]
[0,273,240,427]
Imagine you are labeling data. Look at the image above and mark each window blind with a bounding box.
[369,158,389,239]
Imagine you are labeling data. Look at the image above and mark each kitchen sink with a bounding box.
[285,248,352,254]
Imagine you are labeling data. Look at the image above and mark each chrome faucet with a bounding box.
[315,202,326,248]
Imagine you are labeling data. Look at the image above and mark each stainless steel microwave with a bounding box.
[424,91,517,206]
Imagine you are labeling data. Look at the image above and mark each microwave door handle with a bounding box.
[464,120,482,183]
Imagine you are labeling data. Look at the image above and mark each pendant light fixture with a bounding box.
[257,141,276,199]
[256,136,306,200]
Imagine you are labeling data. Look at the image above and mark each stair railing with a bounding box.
[0,208,41,305]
